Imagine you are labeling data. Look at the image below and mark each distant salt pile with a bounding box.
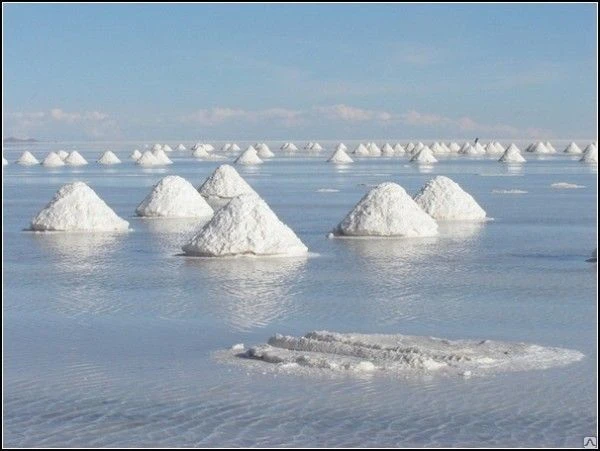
[327,148,354,164]
[256,143,275,158]
[192,145,210,158]
[235,146,263,165]
[230,143,241,151]
[527,141,553,154]
[405,142,416,153]
[29,181,129,232]
[499,144,526,164]
[551,182,585,189]
[581,144,597,163]
[42,152,66,167]
[136,175,214,218]
[64,151,88,166]
[449,142,461,152]
[16,151,39,166]
[381,143,395,156]
[563,142,583,154]
[177,144,186,151]
[151,143,163,152]
[152,148,173,165]
[197,164,256,200]
[230,330,584,378]
[191,142,204,151]
[221,143,233,152]
[353,143,370,156]
[430,142,446,154]
[393,143,406,154]
[587,249,597,263]
[366,142,381,156]
[544,142,556,153]
[130,149,142,161]
[414,176,486,221]
[336,143,348,152]
[136,150,161,167]
[410,146,438,164]
[414,142,425,152]
[182,193,308,257]
[57,150,69,160]
[97,150,121,165]
[493,141,505,153]
[485,142,503,155]
[162,144,174,153]
[332,182,438,237]
[281,142,298,151]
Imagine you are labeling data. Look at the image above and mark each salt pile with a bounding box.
[563,142,583,154]
[192,146,210,158]
[499,144,526,163]
[353,143,370,156]
[327,148,354,164]
[485,142,503,154]
[256,143,275,158]
[311,142,323,151]
[29,181,129,232]
[162,144,173,153]
[405,142,416,153]
[42,152,66,167]
[281,142,298,151]
[197,164,256,199]
[136,150,161,167]
[493,141,505,153]
[152,148,173,165]
[393,143,406,154]
[177,144,186,151]
[235,146,263,165]
[136,175,214,218]
[182,193,308,257]
[527,141,553,154]
[366,142,381,156]
[544,141,556,153]
[410,146,438,163]
[64,151,88,166]
[16,151,40,166]
[430,142,446,154]
[57,150,69,160]
[381,143,395,156]
[97,150,121,165]
[229,330,583,378]
[221,143,233,152]
[130,149,142,161]
[336,143,348,152]
[581,144,597,163]
[414,176,487,221]
[332,182,438,237]
[151,143,163,152]
[449,142,461,152]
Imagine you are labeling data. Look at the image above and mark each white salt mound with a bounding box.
[336,143,348,152]
[499,144,526,163]
[231,330,583,378]
[353,143,370,156]
[366,142,381,156]
[130,149,142,161]
[544,142,556,153]
[151,143,163,152]
[136,150,161,167]
[197,164,256,199]
[162,144,173,153]
[152,148,173,165]
[449,142,461,152]
[64,151,88,166]
[177,144,186,151]
[551,182,585,189]
[410,146,438,163]
[97,150,121,165]
[136,175,214,218]
[182,193,308,257]
[29,181,129,232]
[235,146,263,165]
[393,143,406,154]
[57,150,69,160]
[563,142,582,154]
[230,143,241,151]
[333,182,438,237]
[327,148,354,164]
[485,142,503,154]
[381,143,395,156]
[405,142,416,152]
[528,141,553,154]
[581,144,597,163]
[16,151,40,166]
[414,176,487,221]
[192,146,210,158]
[256,143,275,158]
[281,142,298,151]
[42,152,66,167]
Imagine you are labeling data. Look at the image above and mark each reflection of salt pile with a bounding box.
[197,164,256,199]
[587,249,597,262]
[136,150,161,166]
[581,144,597,163]
[29,181,129,231]
[16,151,40,165]
[64,151,88,166]
[136,175,214,218]
[130,149,142,160]
[256,143,275,158]
[333,182,438,237]
[499,144,526,163]
[563,142,582,154]
[327,148,354,164]
[233,330,583,377]
[182,193,308,257]
[235,146,263,165]
[410,146,438,163]
[97,150,121,165]
[414,176,486,221]
[42,152,66,167]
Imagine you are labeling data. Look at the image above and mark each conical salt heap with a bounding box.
[327,148,354,164]
[182,193,308,257]
[563,142,582,154]
[57,150,69,160]
[136,150,160,166]
[527,141,552,154]
[42,152,66,167]
[499,144,526,163]
[333,182,438,237]
[393,143,406,154]
[485,142,503,154]
[381,143,395,156]
[581,144,597,164]
[16,151,40,166]
[405,142,416,153]
[544,142,556,153]
[414,176,486,221]
[197,164,256,199]
[29,181,129,232]
[152,148,173,165]
[98,150,121,165]
[281,142,298,151]
[256,143,275,158]
[353,143,370,156]
[64,151,88,166]
[130,149,142,160]
[162,144,174,153]
[177,144,186,151]
[136,175,214,218]
[235,146,263,165]
[449,142,461,152]
[336,143,348,151]
[410,146,438,163]
[366,142,381,156]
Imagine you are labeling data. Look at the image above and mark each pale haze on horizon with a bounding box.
[2,3,598,141]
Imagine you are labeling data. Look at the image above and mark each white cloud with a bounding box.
[314,104,393,122]
[180,107,304,127]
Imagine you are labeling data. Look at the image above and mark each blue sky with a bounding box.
[3,3,597,141]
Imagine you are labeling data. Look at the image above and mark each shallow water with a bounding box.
[2,140,598,447]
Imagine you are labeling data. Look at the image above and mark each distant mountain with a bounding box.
[3,137,39,143]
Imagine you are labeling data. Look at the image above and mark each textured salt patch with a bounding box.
[97,150,121,165]
[64,151,88,166]
[197,164,256,199]
[16,151,39,166]
[136,175,214,218]
[182,193,308,257]
[327,148,354,164]
[223,330,584,378]
[333,182,438,237]
[414,176,487,221]
[551,183,586,189]
[42,152,66,167]
[492,189,528,194]
[235,146,263,165]
[29,182,129,232]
